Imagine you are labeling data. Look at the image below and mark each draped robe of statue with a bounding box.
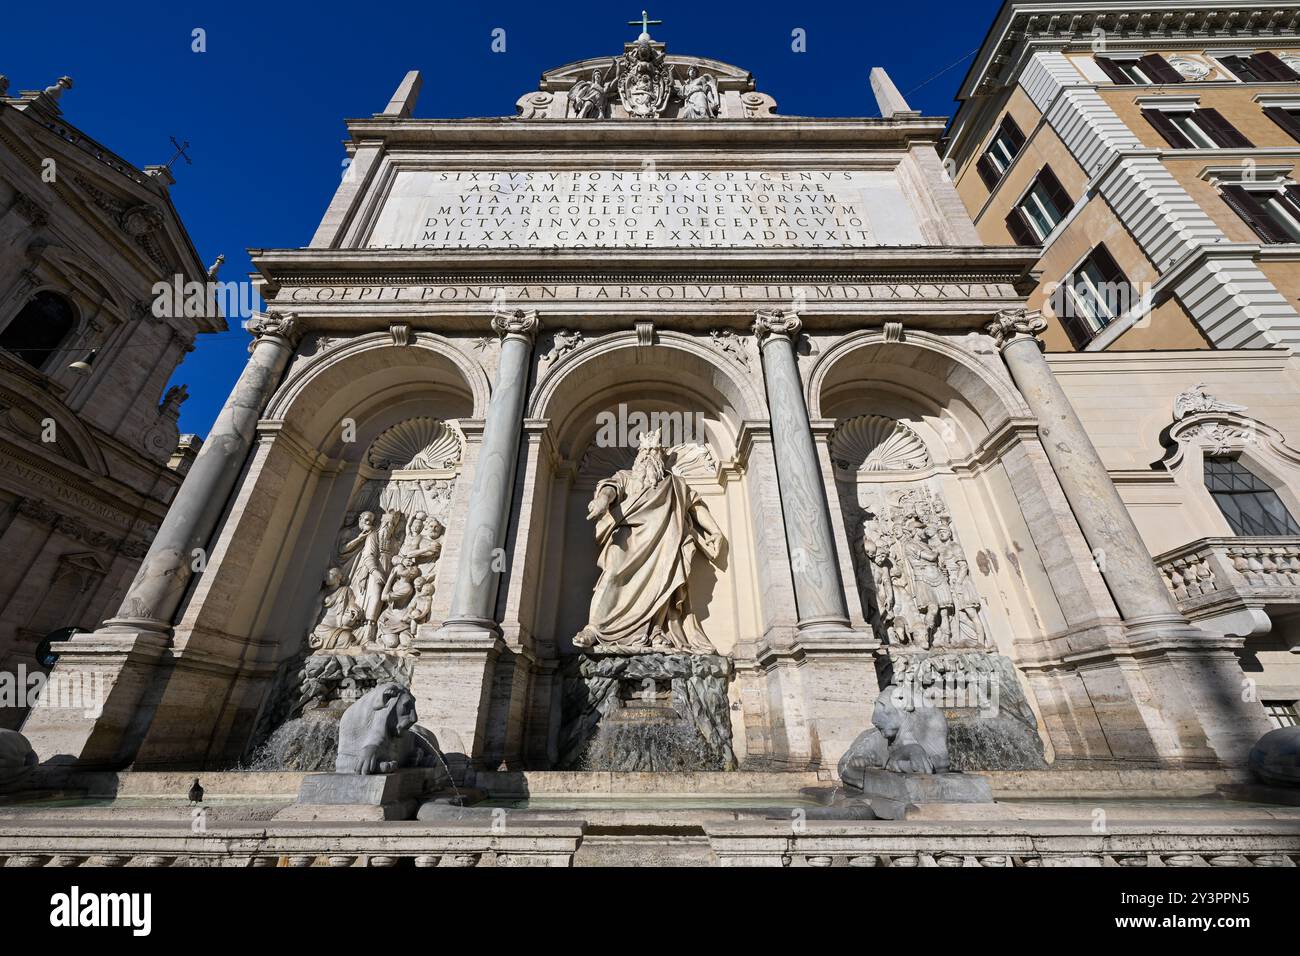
[574,445,723,654]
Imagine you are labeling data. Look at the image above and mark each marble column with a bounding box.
[990,309,1274,765]
[753,310,851,633]
[987,309,1181,624]
[417,311,537,767]
[21,311,300,768]
[109,311,301,632]
[440,309,539,637]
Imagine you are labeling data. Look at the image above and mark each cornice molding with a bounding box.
[248,245,1039,290]
[339,116,951,151]
[958,2,1300,103]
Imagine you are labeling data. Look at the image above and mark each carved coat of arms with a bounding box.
[617,37,674,118]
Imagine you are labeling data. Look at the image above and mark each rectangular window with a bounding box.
[1006,166,1072,244]
[1142,106,1254,148]
[1052,244,1132,348]
[1221,183,1300,243]
[1095,54,1184,85]
[1264,701,1299,729]
[976,115,1026,188]
[1218,52,1300,82]
[1262,105,1300,142]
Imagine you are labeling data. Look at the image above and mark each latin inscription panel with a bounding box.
[365,169,926,249]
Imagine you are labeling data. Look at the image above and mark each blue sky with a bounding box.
[4,0,1001,436]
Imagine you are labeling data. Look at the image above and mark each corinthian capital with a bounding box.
[247,310,299,348]
[985,308,1047,350]
[753,309,803,344]
[491,308,540,342]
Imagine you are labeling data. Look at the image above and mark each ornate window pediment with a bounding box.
[1158,383,1300,538]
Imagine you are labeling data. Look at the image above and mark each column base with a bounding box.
[412,622,505,771]
[19,627,170,770]
[755,633,881,770]
[1120,616,1273,767]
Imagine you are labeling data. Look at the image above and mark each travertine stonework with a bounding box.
[18,31,1274,775]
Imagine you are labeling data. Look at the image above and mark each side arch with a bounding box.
[529,329,765,431]
[808,328,1030,447]
[264,331,491,447]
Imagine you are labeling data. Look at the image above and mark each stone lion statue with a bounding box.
[1249,725,1300,787]
[0,728,37,791]
[838,684,950,786]
[334,682,440,775]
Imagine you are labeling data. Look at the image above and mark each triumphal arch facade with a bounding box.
[21,30,1271,775]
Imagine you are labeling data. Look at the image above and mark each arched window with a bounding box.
[1203,456,1300,535]
[0,291,77,369]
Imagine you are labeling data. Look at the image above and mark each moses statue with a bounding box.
[573,429,724,654]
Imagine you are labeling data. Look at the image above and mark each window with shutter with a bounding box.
[1138,54,1185,84]
[1220,184,1296,243]
[1005,208,1037,245]
[1253,52,1300,81]
[1196,108,1254,148]
[1013,167,1071,242]
[1263,105,1300,142]
[1142,108,1195,148]
[999,115,1026,153]
[1094,56,1132,84]
[1220,52,1300,82]
[978,115,1027,189]
[1037,167,1073,216]
[1219,55,1264,81]
[1054,244,1133,347]
[976,155,1000,189]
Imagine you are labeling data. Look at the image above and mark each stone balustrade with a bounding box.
[1156,537,1300,614]
[3,818,1297,867]
[0,823,585,868]
[702,821,1300,867]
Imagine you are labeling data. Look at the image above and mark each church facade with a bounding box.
[20,30,1273,775]
[0,74,222,730]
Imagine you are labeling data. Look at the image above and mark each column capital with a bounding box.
[985,308,1047,351]
[491,308,540,342]
[246,309,301,351]
[753,309,802,344]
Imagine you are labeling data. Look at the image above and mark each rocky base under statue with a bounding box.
[558,652,735,771]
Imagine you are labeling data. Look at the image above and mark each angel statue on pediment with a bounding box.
[568,60,619,118]
[676,66,719,119]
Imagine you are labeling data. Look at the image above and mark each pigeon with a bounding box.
[188,778,204,804]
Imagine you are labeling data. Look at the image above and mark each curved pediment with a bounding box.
[539,52,755,93]
[517,37,778,120]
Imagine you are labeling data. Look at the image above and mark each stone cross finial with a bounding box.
[491,308,540,341]
[628,8,663,40]
[753,309,803,343]
[985,308,1046,349]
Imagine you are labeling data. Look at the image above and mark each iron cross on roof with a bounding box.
[628,9,662,39]
[163,136,192,172]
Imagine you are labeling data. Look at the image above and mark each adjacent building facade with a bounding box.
[945,1,1300,725]
[0,74,222,727]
